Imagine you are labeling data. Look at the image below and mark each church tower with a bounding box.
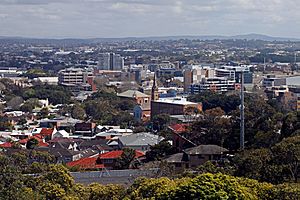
[151,73,159,101]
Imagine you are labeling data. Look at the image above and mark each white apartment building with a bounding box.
[58,68,93,84]
[190,77,239,94]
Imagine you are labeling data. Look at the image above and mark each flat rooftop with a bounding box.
[154,97,198,106]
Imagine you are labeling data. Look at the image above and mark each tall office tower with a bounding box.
[183,69,193,93]
[111,53,124,70]
[98,53,110,70]
[183,65,215,93]
[98,53,124,71]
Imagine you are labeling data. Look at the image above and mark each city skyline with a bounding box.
[1,0,300,39]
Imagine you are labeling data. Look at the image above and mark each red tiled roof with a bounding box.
[19,136,48,147]
[38,141,49,147]
[66,150,144,169]
[0,142,12,148]
[40,128,54,136]
[19,138,29,144]
[99,150,145,159]
[67,156,104,169]
[33,134,44,140]
[169,124,188,134]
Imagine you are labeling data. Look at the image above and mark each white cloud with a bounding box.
[0,0,300,38]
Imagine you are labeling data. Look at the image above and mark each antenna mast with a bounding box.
[240,70,245,150]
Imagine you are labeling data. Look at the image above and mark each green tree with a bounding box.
[38,107,49,119]
[6,96,24,110]
[233,148,283,183]
[115,148,136,170]
[20,98,41,113]
[71,104,86,120]
[85,183,125,200]
[188,107,232,148]
[146,140,174,161]
[26,138,39,149]
[152,114,171,132]
[280,111,300,139]
[271,136,300,182]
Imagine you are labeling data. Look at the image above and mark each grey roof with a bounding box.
[78,139,112,151]
[117,90,149,98]
[119,132,162,146]
[184,145,228,155]
[165,153,184,163]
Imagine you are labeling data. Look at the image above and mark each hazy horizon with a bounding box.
[1,0,300,39]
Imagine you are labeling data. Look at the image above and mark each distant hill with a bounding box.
[0,33,299,44]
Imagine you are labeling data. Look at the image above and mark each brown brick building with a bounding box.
[151,97,202,118]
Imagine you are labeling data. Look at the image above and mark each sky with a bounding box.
[0,0,300,38]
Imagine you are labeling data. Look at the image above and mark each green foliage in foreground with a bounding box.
[1,162,299,200]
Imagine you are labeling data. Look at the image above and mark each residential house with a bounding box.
[19,134,49,148]
[169,124,196,152]
[52,130,70,139]
[32,128,56,142]
[67,150,145,170]
[118,132,163,152]
[165,145,228,172]
[48,141,98,163]
[78,139,112,154]
[39,117,82,131]
[74,122,96,137]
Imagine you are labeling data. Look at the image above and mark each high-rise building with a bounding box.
[215,66,253,84]
[98,53,124,70]
[98,53,110,70]
[183,65,215,93]
[58,68,96,91]
[190,77,240,94]
[262,75,287,87]
[58,68,93,84]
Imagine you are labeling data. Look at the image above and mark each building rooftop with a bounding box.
[119,132,162,146]
[117,90,149,98]
[184,145,228,155]
[155,97,198,106]
[99,150,144,159]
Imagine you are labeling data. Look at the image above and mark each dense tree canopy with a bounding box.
[188,92,240,113]
[0,151,299,200]
[22,85,72,105]
[83,89,135,126]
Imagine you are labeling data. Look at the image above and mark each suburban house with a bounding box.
[118,132,163,152]
[165,145,228,172]
[31,128,56,142]
[78,139,112,154]
[19,135,49,148]
[169,124,196,152]
[39,117,82,130]
[67,150,145,170]
[52,130,70,139]
[74,122,96,137]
